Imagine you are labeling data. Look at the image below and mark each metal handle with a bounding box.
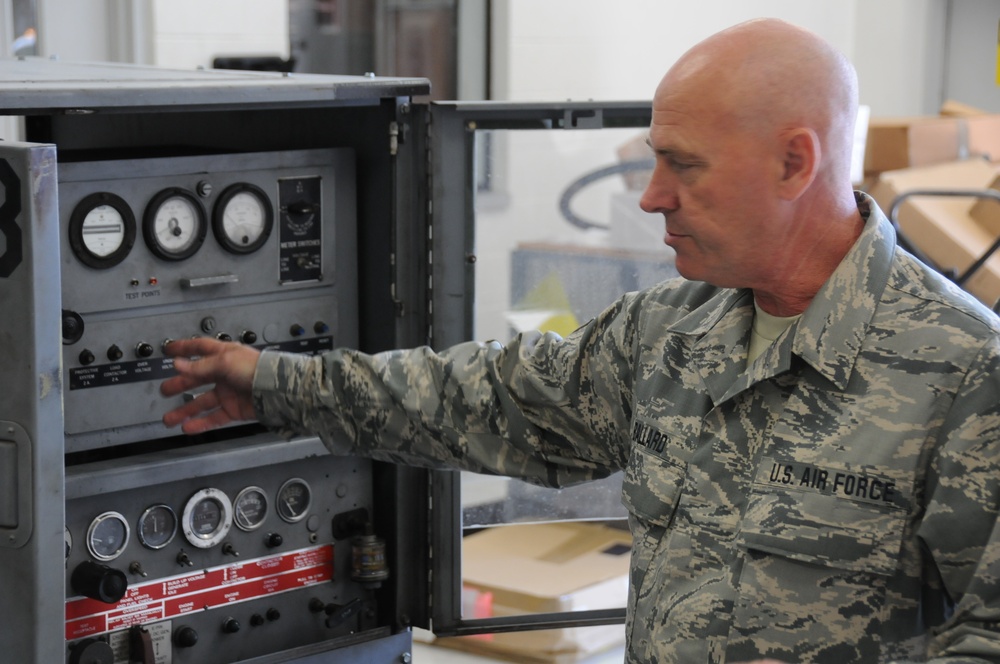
[180,273,239,289]
[888,188,1000,286]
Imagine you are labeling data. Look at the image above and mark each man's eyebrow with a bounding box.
[644,138,697,160]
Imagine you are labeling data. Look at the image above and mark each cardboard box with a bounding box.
[940,99,990,117]
[868,159,1000,306]
[864,115,1000,176]
[969,175,1000,236]
[434,521,631,662]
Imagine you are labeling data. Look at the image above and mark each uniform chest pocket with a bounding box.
[738,464,910,576]
[621,445,686,529]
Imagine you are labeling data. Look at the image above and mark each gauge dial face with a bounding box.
[143,188,207,261]
[137,504,178,550]
[234,486,269,531]
[182,488,233,549]
[213,183,274,254]
[86,511,130,561]
[69,192,136,269]
[276,478,312,523]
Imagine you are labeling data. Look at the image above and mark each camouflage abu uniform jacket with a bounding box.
[254,193,1000,663]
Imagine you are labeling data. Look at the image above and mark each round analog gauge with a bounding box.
[86,511,130,561]
[68,192,136,269]
[137,504,178,550]
[143,188,207,261]
[182,488,233,549]
[233,486,269,532]
[65,527,73,560]
[213,183,274,254]
[276,478,312,523]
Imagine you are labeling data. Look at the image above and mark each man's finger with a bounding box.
[181,408,235,435]
[162,390,220,428]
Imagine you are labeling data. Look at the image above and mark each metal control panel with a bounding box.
[0,57,651,664]
[56,148,392,663]
[65,450,383,664]
[59,149,357,451]
[0,59,433,664]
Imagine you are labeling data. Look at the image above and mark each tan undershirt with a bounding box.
[748,303,801,364]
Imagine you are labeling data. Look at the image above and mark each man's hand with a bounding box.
[160,337,262,434]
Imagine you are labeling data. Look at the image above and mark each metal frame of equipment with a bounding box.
[0,58,652,663]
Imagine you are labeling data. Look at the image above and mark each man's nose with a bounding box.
[639,165,679,214]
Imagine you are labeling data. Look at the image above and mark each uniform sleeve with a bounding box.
[252,290,645,486]
[912,335,1000,663]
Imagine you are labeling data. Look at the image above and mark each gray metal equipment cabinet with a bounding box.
[0,59,651,663]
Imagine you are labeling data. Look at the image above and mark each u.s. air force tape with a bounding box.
[754,456,909,510]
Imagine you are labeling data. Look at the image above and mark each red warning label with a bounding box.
[65,544,333,640]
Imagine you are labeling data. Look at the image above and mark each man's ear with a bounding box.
[777,128,819,201]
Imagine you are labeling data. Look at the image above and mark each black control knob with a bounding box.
[174,625,199,648]
[266,608,281,621]
[250,613,265,627]
[216,333,232,342]
[68,638,114,664]
[289,324,305,337]
[240,330,258,345]
[79,349,96,366]
[106,345,123,362]
[314,321,330,334]
[264,532,283,548]
[62,310,85,345]
[135,342,154,358]
[71,561,128,604]
[222,617,241,634]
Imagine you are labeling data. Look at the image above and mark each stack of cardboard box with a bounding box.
[863,102,1000,306]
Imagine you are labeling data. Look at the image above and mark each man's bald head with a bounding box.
[659,18,859,186]
[641,18,866,314]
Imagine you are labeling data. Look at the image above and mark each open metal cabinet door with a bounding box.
[424,101,671,656]
[0,142,65,662]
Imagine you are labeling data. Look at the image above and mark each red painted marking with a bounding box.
[65,544,333,640]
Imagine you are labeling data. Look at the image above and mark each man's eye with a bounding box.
[670,160,693,172]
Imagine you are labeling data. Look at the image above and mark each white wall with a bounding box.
[35,0,287,69]
[491,0,945,116]
[150,0,288,70]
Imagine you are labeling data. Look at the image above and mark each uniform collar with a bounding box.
[790,192,894,390]
[669,192,895,404]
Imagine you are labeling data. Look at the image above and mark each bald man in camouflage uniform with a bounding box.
[163,18,1000,664]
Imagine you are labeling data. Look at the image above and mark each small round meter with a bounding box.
[181,488,233,548]
[137,504,178,550]
[86,511,130,561]
[213,183,274,254]
[143,188,207,261]
[68,192,136,269]
[276,478,312,523]
[233,486,269,531]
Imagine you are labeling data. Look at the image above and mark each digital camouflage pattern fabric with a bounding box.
[254,193,1000,663]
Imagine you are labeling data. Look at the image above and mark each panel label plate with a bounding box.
[65,543,333,640]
